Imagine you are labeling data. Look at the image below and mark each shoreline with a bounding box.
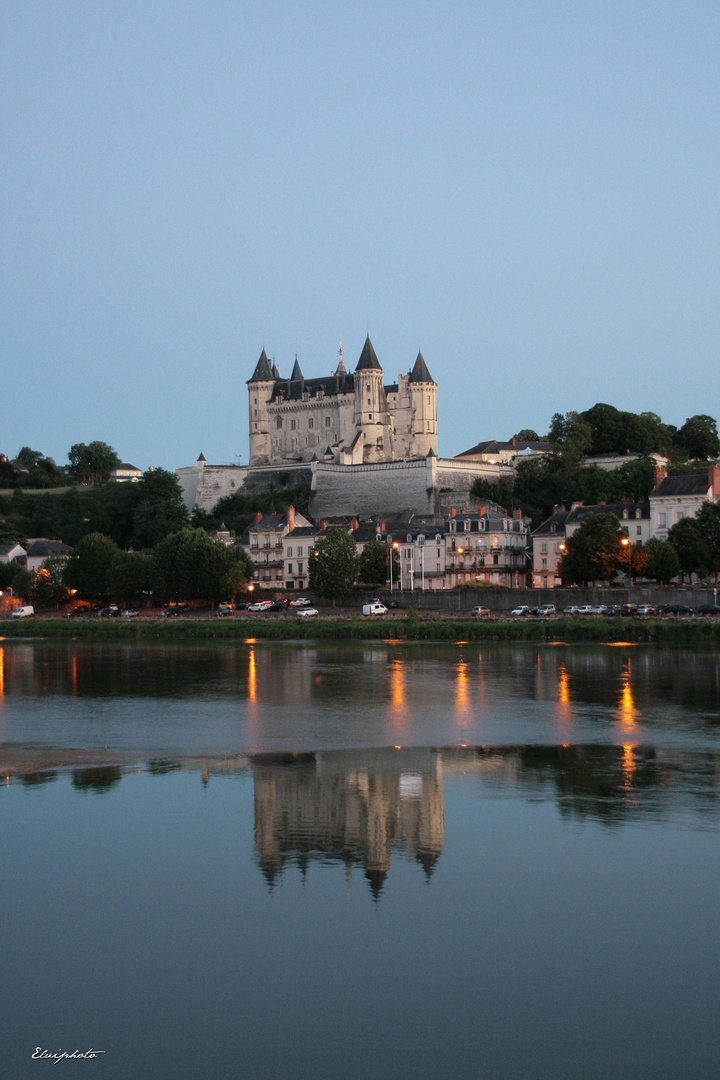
[2,614,720,643]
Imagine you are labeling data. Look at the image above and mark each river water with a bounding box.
[2,640,719,1080]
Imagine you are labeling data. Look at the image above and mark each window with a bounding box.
[288,564,293,575]
[541,543,547,554]
[287,547,292,557]
[659,512,667,528]
[308,418,314,429]
[276,416,282,429]
[677,510,685,522]
[437,548,441,558]
[296,546,302,556]
[264,536,271,547]
[636,526,642,536]
[407,534,412,543]
[291,419,296,430]
[251,537,258,549]
[418,535,425,545]
[298,562,303,574]
[253,409,257,418]
[325,416,331,427]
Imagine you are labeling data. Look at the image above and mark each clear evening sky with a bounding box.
[2,2,718,472]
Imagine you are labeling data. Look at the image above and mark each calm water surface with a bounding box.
[1,641,719,1080]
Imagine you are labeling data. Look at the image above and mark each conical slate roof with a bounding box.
[197,452,206,462]
[249,348,274,382]
[355,335,382,372]
[290,357,304,381]
[271,361,281,379]
[409,350,433,383]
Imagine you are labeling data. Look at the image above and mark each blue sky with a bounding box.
[2,1,719,470]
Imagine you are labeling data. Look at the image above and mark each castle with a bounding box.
[248,336,437,466]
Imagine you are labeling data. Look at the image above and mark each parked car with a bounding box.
[268,601,289,611]
[667,604,694,615]
[576,605,595,615]
[11,605,34,619]
[538,604,556,616]
[510,606,530,616]
[296,607,318,618]
[248,601,272,612]
[121,609,139,618]
[697,604,720,615]
[289,598,311,607]
[635,605,656,616]
[388,599,400,609]
[215,607,234,616]
[471,606,490,617]
[563,605,579,615]
[362,602,388,616]
[65,605,89,618]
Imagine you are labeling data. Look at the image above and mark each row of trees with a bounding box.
[1,441,124,490]
[1,528,252,608]
[306,534,400,604]
[546,407,720,461]
[557,506,720,585]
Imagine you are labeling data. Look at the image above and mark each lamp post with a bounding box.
[621,536,631,587]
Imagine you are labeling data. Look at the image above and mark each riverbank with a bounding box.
[3,615,720,643]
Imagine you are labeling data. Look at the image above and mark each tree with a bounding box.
[68,441,120,484]
[358,539,399,586]
[668,516,706,580]
[514,429,539,441]
[130,469,189,549]
[643,537,681,583]
[30,556,71,608]
[672,415,720,461]
[548,411,593,461]
[695,502,720,581]
[63,532,117,601]
[106,551,150,606]
[308,529,359,605]
[557,512,625,585]
[150,528,251,604]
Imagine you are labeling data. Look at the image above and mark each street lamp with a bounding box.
[621,536,631,587]
[388,539,399,592]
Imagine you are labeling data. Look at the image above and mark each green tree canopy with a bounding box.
[642,537,681,583]
[513,429,539,441]
[150,528,251,604]
[68,441,120,484]
[358,539,399,586]
[557,512,625,585]
[668,516,706,580]
[308,529,359,604]
[63,532,118,601]
[130,469,189,549]
[672,415,720,461]
[106,551,150,606]
[548,411,593,461]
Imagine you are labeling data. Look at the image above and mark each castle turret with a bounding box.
[247,349,276,465]
[353,336,391,462]
[407,351,437,458]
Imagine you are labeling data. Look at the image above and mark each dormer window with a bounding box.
[418,535,425,545]
[407,534,412,543]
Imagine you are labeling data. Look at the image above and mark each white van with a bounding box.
[362,602,388,616]
[12,605,34,619]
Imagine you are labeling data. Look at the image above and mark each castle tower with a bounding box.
[247,348,276,465]
[353,336,390,463]
[408,351,437,458]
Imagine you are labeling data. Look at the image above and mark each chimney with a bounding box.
[320,519,328,530]
[513,508,522,519]
[450,507,457,518]
[379,520,386,533]
[571,501,583,510]
[286,504,295,531]
[349,517,359,531]
[709,463,720,496]
[255,512,263,523]
[653,466,668,489]
[504,508,508,516]
[477,505,486,517]
[511,436,516,447]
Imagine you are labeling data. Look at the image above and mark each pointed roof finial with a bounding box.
[336,340,347,374]
[290,355,304,381]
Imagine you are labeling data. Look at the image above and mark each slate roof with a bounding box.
[456,438,552,458]
[0,542,25,557]
[248,348,274,382]
[651,474,709,497]
[565,502,649,526]
[355,335,382,372]
[532,510,569,537]
[26,540,72,558]
[269,372,355,402]
[290,358,304,381]
[408,351,434,384]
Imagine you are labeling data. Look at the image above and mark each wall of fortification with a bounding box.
[310,459,435,519]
